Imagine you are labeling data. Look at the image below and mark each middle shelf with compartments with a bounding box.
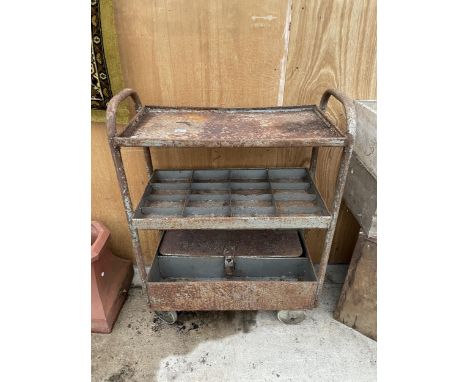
[132,168,331,230]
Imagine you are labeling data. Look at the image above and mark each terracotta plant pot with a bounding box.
[91,221,133,333]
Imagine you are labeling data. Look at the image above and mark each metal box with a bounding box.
[147,231,317,311]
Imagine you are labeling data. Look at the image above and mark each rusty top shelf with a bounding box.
[112,106,346,148]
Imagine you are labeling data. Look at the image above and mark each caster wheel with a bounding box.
[277,310,306,325]
[155,311,178,324]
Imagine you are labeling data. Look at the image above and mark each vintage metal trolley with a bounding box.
[106,88,356,324]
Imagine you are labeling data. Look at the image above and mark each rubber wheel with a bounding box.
[155,311,178,324]
[277,310,306,325]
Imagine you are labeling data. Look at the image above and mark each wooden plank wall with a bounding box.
[91,0,376,264]
[284,0,376,262]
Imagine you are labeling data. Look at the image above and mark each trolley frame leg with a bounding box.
[106,89,150,301]
[311,89,357,306]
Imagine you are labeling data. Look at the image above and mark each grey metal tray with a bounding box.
[159,230,303,257]
[133,168,331,230]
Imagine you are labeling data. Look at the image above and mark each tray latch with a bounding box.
[223,246,235,276]
[224,256,235,276]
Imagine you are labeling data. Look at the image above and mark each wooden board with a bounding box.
[283,0,377,264]
[344,156,377,238]
[283,0,377,104]
[114,0,289,107]
[334,234,377,340]
[91,122,160,264]
[150,146,311,170]
[354,100,377,177]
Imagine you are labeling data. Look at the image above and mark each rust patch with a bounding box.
[115,106,346,147]
[148,281,316,311]
[159,230,303,257]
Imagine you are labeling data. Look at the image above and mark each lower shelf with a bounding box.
[146,231,317,311]
[159,230,304,257]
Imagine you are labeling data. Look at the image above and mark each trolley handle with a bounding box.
[319,89,357,139]
[106,88,143,138]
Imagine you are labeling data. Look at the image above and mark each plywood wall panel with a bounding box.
[149,147,312,169]
[92,122,159,264]
[284,0,377,105]
[114,0,289,107]
[284,0,377,264]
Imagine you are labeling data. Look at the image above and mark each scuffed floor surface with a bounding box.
[92,266,376,382]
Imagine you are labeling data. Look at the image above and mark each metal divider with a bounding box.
[180,170,193,217]
[228,169,233,217]
[267,169,279,216]
[138,168,329,219]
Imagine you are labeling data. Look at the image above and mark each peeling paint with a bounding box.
[251,15,277,21]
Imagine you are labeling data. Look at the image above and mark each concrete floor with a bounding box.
[92,266,376,382]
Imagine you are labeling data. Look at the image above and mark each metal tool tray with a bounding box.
[106,88,357,313]
[159,230,303,257]
[113,106,346,148]
[147,231,317,311]
[133,168,331,230]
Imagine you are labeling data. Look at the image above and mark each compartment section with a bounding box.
[133,168,331,229]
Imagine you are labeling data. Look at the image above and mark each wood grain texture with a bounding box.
[334,233,377,339]
[329,202,361,263]
[284,0,377,104]
[92,122,160,264]
[114,0,288,107]
[149,147,311,169]
[284,0,376,264]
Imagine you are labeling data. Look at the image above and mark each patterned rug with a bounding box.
[91,0,113,110]
[91,0,129,123]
